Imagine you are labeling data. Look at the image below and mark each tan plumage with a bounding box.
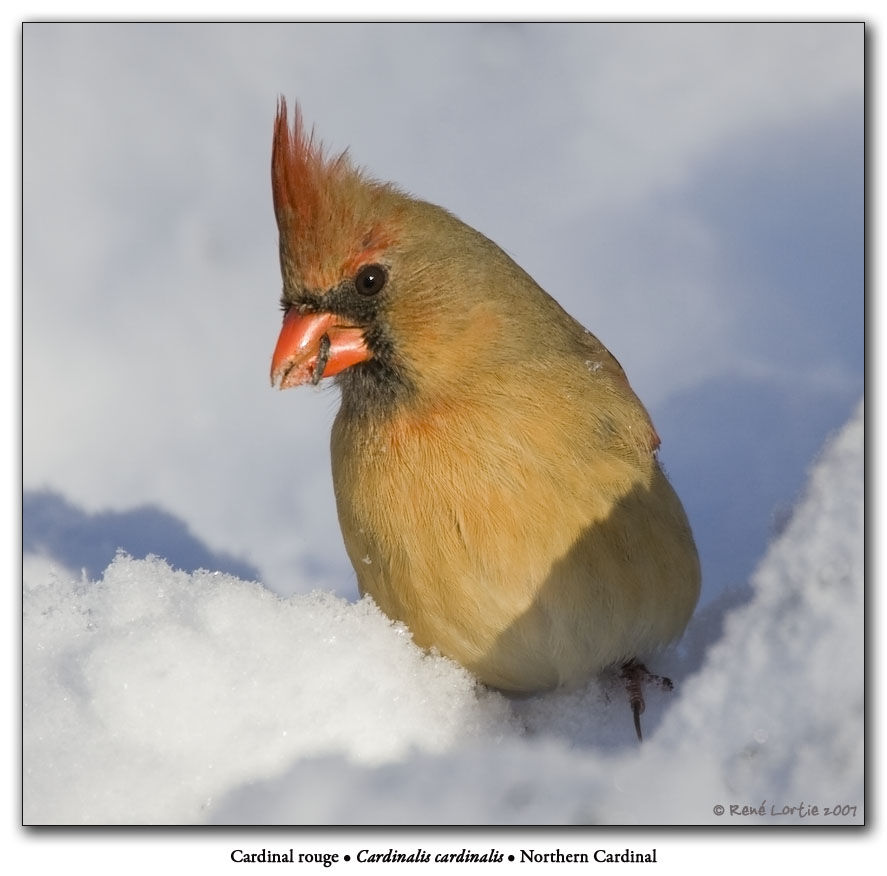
[270,100,700,704]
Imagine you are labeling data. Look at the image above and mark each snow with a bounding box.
[23,400,863,826]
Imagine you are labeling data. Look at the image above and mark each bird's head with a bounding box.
[269,99,539,416]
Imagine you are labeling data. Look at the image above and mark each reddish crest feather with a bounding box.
[272,98,401,292]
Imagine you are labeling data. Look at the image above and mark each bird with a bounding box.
[269,99,701,740]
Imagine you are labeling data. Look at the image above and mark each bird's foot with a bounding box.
[620,660,673,743]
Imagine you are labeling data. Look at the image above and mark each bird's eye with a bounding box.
[355,264,387,296]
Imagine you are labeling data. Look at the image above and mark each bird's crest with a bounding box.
[272,98,402,292]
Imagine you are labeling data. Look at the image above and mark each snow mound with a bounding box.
[23,559,514,824]
[23,401,863,825]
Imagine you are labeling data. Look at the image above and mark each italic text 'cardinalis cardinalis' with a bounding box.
[269,100,700,739]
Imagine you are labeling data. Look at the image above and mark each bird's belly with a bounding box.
[333,400,700,695]
[342,468,700,694]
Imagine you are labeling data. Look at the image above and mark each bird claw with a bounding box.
[620,660,673,742]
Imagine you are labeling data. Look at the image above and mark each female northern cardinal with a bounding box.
[269,100,700,739]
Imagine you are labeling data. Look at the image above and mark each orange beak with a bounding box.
[270,310,371,389]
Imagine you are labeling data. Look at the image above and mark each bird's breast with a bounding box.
[330,388,699,692]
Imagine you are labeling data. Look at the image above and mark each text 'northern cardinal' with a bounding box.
[269,100,701,740]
